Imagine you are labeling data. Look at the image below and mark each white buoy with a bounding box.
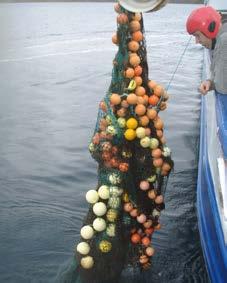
[136,127,146,139]
[86,190,99,204]
[98,185,110,200]
[80,225,94,240]
[93,202,107,216]
[150,138,159,149]
[80,256,94,269]
[76,242,90,255]
[93,218,106,232]
[140,136,151,148]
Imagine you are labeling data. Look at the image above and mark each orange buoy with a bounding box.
[127,93,138,105]
[129,55,141,67]
[148,95,159,106]
[130,20,141,32]
[153,85,164,97]
[125,67,135,79]
[148,80,157,90]
[151,148,162,158]
[110,93,121,105]
[117,13,128,25]
[153,158,163,168]
[112,33,119,45]
[132,31,143,42]
[134,76,143,86]
[135,86,146,96]
[132,13,142,21]
[134,65,143,76]
[146,108,157,120]
[139,115,150,126]
[131,233,141,244]
[135,104,146,116]
[128,40,140,52]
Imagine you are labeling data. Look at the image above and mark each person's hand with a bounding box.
[199,80,212,95]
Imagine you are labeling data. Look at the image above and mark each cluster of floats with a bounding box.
[73,1,173,282]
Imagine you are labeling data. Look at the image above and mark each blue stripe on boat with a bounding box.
[215,92,227,159]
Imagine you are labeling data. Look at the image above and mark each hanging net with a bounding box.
[71,2,173,283]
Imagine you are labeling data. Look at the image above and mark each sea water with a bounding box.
[0,2,209,282]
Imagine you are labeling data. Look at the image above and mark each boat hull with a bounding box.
[197,90,227,282]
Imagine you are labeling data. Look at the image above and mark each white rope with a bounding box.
[166,36,192,91]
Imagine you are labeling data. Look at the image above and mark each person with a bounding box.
[186,6,227,95]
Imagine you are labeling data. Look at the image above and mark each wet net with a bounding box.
[71,3,173,283]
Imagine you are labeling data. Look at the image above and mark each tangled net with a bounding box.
[73,3,173,283]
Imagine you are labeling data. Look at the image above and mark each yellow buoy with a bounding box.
[99,240,112,253]
[124,129,136,141]
[126,118,138,129]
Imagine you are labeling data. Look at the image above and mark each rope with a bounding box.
[162,36,192,196]
[166,36,192,91]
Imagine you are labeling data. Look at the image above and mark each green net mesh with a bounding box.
[71,3,174,283]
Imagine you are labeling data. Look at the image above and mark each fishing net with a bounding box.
[71,3,173,283]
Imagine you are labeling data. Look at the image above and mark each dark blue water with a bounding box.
[0,2,209,283]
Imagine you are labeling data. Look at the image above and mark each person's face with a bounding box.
[193,31,212,49]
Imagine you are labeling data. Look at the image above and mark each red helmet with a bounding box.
[186,6,221,39]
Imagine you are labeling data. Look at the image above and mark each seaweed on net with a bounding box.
[72,4,174,283]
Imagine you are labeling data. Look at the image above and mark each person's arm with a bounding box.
[199,50,214,95]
